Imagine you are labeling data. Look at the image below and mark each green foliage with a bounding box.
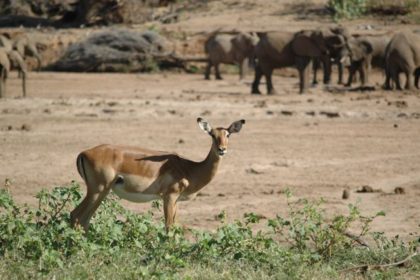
[329,0,420,20]
[142,55,160,73]
[328,0,367,19]
[0,183,418,279]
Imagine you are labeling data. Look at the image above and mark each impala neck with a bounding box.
[192,143,221,188]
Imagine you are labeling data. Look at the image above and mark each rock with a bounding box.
[342,189,350,199]
[320,111,340,118]
[281,110,294,116]
[394,187,405,194]
[21,124,31,131]
[357,185,374,193]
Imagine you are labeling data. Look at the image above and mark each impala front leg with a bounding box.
[163,193,179,231]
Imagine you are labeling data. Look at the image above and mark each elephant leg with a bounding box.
[215,64,223,80]
[405,71,413,90]
[251,64,263,94]
[346,63,358,87]
[312,58,319,85]
[321,56,331,85]
[366,59,372,85]
[393,70,402,90]
[337,62,343,84]
[204,61,212,80]
[384,65,392,90]
[415,68,420,89]
[239,59,247,80]
[296,57,311,94]
[21,71,26,98]
[1,73,6,98]
[359,65,367,87]
[0,69,4,98]
[265,68,276,95]
[404,64,415,90]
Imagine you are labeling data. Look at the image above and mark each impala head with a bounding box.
[197,117,245,157]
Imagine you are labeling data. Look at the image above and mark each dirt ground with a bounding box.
[1,69,419,239]
[0,0,419,240]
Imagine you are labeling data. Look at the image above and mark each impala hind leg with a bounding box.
[77,187,110,232]
[71,182,110,232]
[71,156,112,232]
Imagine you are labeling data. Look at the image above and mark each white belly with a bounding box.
[111,173,161,203]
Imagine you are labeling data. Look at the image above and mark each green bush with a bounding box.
[328,0,367,19]
[0,184,418,279]
[329,0,420,19]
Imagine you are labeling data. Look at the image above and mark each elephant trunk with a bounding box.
[35,54,41,71]
[247,51,256,69]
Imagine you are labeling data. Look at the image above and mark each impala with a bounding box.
[70,117,245,232]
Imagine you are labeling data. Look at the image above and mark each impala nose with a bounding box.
[218,147,227,156]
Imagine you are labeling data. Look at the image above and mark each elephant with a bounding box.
[0,34,13,52]
[0,47,27,98]
[13,35,42,71]
[345,34,391,87]
[312,26,351,85]
[251,30,331,94]
[0,48,10,98]
[385,31,420,90]
[204,32,258,80]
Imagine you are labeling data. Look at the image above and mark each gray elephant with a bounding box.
[204,32,258,80]
[312,26,351,85]
[0,34,13,52]
[13,35,42,71]
[385,31,420,90]
[345,34,391,87]
[0,48,27,98]
[0,48,10,98]
[251,30,330,94]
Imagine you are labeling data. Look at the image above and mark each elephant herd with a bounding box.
[0,33,42,98]
[1,26,419,98]
[204,27,420,94]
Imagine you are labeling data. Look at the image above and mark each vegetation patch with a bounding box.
[0,183,418,279]
[328,0,420,19]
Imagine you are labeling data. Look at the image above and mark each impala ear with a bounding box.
[197,117,212,134]
[228,119,245,134]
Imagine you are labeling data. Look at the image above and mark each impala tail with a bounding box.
[76,153,88,183]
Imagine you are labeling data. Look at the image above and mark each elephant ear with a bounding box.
[359,40,373,55]
[292,31,323,57]
[348,38,373,61]
[232,33,251,53]
[326,35,344,47]
[256,32,267,40]
[330,26,351,39]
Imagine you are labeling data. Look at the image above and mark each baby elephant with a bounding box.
[0,48,27,98]
[346,34,391,87]
[204,32,258,80]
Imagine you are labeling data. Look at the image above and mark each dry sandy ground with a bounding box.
[0,70,419,240]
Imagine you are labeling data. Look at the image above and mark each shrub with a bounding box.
[328,0,367,19]
[0,183,418,278]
